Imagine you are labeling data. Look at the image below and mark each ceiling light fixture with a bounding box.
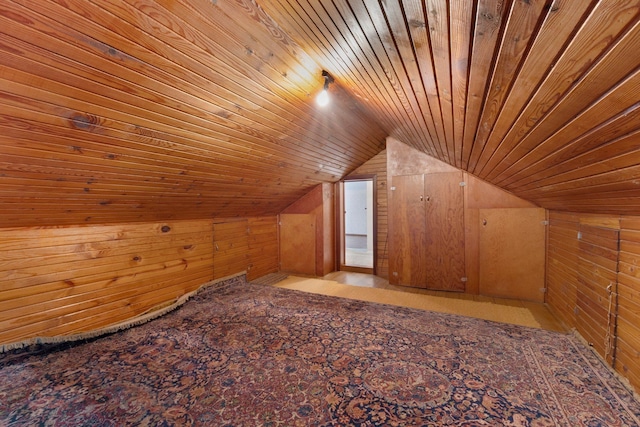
[316,70,334,107]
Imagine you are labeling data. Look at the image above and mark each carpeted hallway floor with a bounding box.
[266,272,566,332]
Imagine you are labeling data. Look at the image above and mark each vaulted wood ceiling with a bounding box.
[1,0,639,227]
[260,0,640,213]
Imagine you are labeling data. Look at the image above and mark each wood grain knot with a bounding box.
[69,112,98,131]
[161,225,171,233]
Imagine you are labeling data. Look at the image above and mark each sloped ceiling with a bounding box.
[0,0,386,227]
[258,0,640,214]
[1,0,640,228]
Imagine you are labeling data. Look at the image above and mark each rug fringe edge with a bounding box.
[0,272,246,354]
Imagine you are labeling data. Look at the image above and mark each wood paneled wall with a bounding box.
[618,217,640,389]
[546,212,580,329]
[247,217,279,281]
[547,211,640,392]
[2,0,640,231]
[0,217,278,348]
[347,150,388,279]
[387,137,544,299]
[280,183,335,276]
[214,219,249,280]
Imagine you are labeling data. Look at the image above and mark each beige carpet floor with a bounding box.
[273,275,564,331]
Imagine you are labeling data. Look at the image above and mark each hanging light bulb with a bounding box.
[316,88,329,107]
[316,70,334,107]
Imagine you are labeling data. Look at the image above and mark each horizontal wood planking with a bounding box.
[546,211,640,392]
[616,317,640,390]
[0,216,280,347]
[546,212,600,339]
[0,0,386,228]
[2,0,640,229]
[0,219,213,346]
[617,217,640,392]
[247,217,279,281]
[213,219,250,280]
[576,223,619,363]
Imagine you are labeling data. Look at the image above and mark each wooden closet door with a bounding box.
[479,208,546,301]
[424,172,465,291]
[389,174,427,287]
[279,213,316,275]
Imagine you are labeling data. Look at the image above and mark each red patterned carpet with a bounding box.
[1,275,640,426]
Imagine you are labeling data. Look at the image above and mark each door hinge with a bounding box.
[459,181,466,187]
[541,220,549,226]
[461,277,468,282]
[391,186,396,191]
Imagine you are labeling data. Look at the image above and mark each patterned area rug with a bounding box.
[2,276,640,426]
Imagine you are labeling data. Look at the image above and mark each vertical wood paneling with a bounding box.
[470,0,593,177]
[460,0,507,170]
[425,0,455,161]
[467,0,548,173]
[256,0,640,215]
[484,2,640,181]
[449,0,474,168]
[379,0,443,156]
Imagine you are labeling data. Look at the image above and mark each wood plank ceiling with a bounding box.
[1,0,640,228]
[0,0,386,227]
[259,0,640,213]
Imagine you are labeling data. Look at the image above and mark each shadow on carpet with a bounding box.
[1,275,639,426]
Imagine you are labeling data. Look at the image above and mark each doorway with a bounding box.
[339,176,376,273]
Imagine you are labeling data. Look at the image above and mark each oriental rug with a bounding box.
[1,275,640,426]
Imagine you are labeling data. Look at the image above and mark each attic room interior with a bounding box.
[2,0,640,424]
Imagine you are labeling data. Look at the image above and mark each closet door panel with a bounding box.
[279,214,316,276]
[479,208,546,301]
[424,172,465,291]
[389,174,427,287]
